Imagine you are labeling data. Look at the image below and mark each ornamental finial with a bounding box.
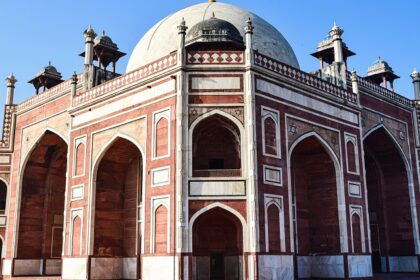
[329,22,344,37]
[411,68,420,79]
[351,69,358,82]
[245,18,254,34]
[6,73,17,87]
[177,17,188,34]
[84,25,97,39]
[208,0,216,2]
[71,72,78,83]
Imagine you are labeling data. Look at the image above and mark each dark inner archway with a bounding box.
[292,136,340,255]
[291,136,340,278]
[17,131,67,260]
[193,207,243,280]
[94,138,142,258]
[193,115,241,177]
[364,128,414,273]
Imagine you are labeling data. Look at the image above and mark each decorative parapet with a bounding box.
[73,52,177,106]
[254,51,358,104]
[356,74,413,107]
[0,104,16,150]
[16,74,84,112]
[187,51,244,64]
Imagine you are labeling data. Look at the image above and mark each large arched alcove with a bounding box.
[192,114,241,177]
[364,127,415,273]
[192,207,243,280]
[290,135,341,278]
[92,137,143,279]
[17,131,67,263]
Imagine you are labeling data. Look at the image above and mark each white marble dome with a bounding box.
[126,2,299,72]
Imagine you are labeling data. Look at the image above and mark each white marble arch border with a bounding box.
[87,132,146,255]
[363,124,420,254]
[150,196,171,254]
[188,109,245,178]
[287,131,348,253]
[12,127,69,258]
[263,194,285,253]
[188,202,248,252]
[68,208,83,256]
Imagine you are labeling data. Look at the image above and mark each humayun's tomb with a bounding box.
[0,0,420,279]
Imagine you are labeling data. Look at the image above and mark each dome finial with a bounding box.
[411,68,420,79]
[208,0,216,2]
[245,18,254,34]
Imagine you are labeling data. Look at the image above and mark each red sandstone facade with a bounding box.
[0,2,420,279]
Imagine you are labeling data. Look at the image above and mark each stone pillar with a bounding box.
[71,72,78,96]
[244,18,260,279]
[177,18,187,66]
[330,23,344,63]
[245,18,254,65]
[351,70,359,94]
[5,74,17,105]
[175,18,188,279]
[411,69,420,100]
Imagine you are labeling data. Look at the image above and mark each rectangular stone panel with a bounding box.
[189,180,246,197]
[152,166,170,187]
[348,182,361,197]
[71,185,84,200]
[189,75,243,93]
[263,165,282,186]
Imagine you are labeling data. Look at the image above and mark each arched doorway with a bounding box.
[290,135,341,278]
[364,127,416,273]
[92,137,143,279]
[17,131,67,275]
[192,207,243,280]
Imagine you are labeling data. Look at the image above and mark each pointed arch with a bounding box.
[87,132,145,255]
[287,131,348,253]
[265,200,283,253]
[363,124,411,172]
[363,124,420,258]
[189,109,245,177]
[188,202,247,252]
[154,204,169,253]
[15,129,68,262]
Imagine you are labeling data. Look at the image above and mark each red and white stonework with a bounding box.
[1,1,420,279]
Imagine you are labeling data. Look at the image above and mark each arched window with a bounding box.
[352,213,362,254]
[155,117,169,158]
[75,142,85,176]
[72,216,82,256]
[264,117,278,156]
[346,140,357,173]
[192,114,241,177]
[155,205,168,253]
[267,204,281,253]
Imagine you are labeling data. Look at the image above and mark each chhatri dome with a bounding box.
[126,1,300,71]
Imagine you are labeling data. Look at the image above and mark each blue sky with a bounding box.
[0,0,419,116]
